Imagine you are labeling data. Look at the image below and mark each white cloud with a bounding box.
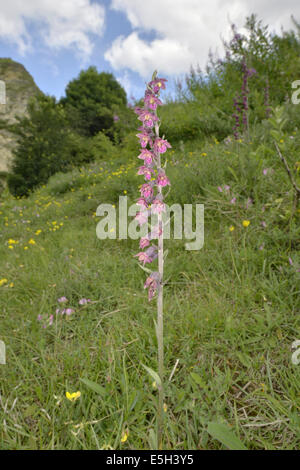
[106,0,300,77]
[105,32,194,78]
[0,0,105,58]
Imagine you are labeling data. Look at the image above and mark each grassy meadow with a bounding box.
[0,125,299,449]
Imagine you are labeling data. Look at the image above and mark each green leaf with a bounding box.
[270,129,281,141]
[129,391,139,412]
[148,428,158,450]
[227,166,238,182]
[236,352,252,368]
[80,378,106,396]
[207,422,247,450]
[138,263,152,274]
[141,364,162,387]
[190,372,207,389]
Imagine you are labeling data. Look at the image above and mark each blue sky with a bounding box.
[0,0,299,101]
[0,0,148,100]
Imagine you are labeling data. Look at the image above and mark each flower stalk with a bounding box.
[232,56,256,140]
[155,122,164,449]
[134,71,171,448]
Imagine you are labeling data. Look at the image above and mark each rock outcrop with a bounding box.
[0,58,41,174]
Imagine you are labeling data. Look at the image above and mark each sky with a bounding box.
[0,0,300,101]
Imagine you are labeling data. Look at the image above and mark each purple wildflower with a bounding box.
[144,271,159,301]
[151,199,165,214]
[133,72,170,305]
[136,132,153,148]
[153,138,172,154]
[145,245,158,262]
[137,166,154,181]
[144,94,162,110]
[136,198,149,209]
[137,110,158,128]
[134,252,152,265]
[138,149,155,165]
[65,308,74,316]
[140,237,150,249]
[148,78,167,93]
[140,183,154,199]
[135,211,149,226]
[157,172,170,187]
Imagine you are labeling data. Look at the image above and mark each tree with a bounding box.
[60,67,127,137]
[8,95,70,196]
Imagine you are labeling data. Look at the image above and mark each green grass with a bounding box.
[0,132,299,450]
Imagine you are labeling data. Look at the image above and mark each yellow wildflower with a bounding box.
[260,383,267,392]
[28,239,36,245]
[0,279,8,287]
[121,430,129,443]
[242,220,250,228]
[66,391,81,402]
[229,225,235,232]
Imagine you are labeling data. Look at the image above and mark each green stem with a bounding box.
[157,208,164,449]
[229,236,241,284]
[154,117,164,448]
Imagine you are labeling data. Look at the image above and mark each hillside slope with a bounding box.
[0,131,299,449]
[0,58,41,173]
